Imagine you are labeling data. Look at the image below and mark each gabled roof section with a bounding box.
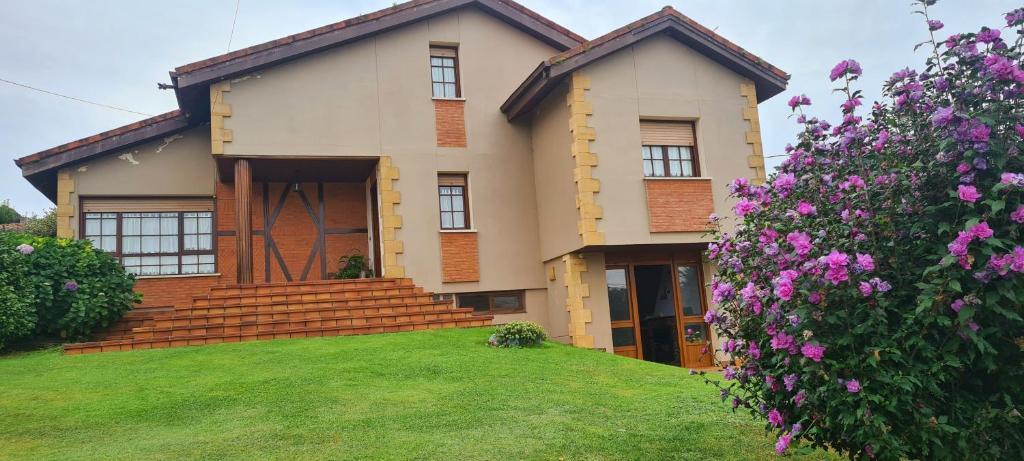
[171,0,584,90]
[15,110,189,201]
[502,6,790,120]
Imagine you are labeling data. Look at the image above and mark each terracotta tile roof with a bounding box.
[548,6,788,81]
[174,0,585,76]
[14,110,183,167]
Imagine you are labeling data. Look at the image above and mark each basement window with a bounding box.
[457,291,525,315]
[430,45,461,98]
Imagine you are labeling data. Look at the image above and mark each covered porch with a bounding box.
[217,157,383,284]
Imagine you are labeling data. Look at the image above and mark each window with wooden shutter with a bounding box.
[430,46,460,98]
[438,174,469,229]
[80,198,215,276]
[639,121,699,178]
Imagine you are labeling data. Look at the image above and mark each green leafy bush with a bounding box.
[0,247,36,349]
[490,321,546,348]
[21,208,56,237]
[0,204,20,225]
[334,251,373,279]
[0,233,139,343]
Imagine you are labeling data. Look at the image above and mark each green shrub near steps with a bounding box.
[0,247,36,349]
[490,321,547,348]
[0,233,139,347]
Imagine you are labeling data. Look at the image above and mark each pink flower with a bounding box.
[947,231,974,257]
[773,173,796,195]
[771,332,795,351]
[15,244,34,255]
[774,279,795,301]
[956,162,972,174]
[801,343,825,362]
[824,250,849,269]
[794,390,806,407]
[958,185,981,203]
[1011,205,1024,223]
[855,253,875,272]
[767,408,784,427]
[787,94,811,109]
[796,201,817,216]
[846,379,862,393]
[830,59,863,81]
[858,281,873,297]
[734,198,759,217]
[1000,172,1024,187]
[775,433,793,454]
[748,341,761,360]
[786,232,813,256]
[970,222,994,240]
[951,299,965,313]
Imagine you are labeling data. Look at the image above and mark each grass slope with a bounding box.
[0,328,833,460]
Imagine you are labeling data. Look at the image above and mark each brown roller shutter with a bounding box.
[437,174,467,186]
[640,121,695,146]
[429,46,458,58]
[81,197,214,213]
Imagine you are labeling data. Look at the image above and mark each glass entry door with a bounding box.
[605,254,712,368]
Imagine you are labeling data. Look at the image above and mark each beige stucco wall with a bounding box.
[219,6,553,296]
[529,81,582,262]
[585,35,754,246]
[65,127,215,237]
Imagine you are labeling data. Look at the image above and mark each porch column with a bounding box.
[234,158,254,284]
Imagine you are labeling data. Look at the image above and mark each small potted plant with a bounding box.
[334,250,373,279]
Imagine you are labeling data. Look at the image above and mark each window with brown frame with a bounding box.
[83,211,215,276]
[430,46,460,98]
[438,174,470,230]
[456,291,525,314]
[639,120,699,178]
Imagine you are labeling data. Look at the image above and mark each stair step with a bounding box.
[132,308,478,340]
[192,286,425,307]
[187,291,436,311]
[205,278,414,296]
[65,316,494,354]
[150,299,453,325]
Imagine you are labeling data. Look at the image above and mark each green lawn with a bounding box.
[0,328,833,460]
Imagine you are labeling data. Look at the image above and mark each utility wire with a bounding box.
[0,77,153,117]
[227,0,241,52]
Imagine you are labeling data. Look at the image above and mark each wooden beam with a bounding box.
[234,159,254,284]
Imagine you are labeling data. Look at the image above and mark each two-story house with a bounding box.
[14,0,787,365]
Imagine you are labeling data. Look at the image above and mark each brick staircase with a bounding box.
[65,278,493,355]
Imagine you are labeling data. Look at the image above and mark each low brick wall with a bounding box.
[644,178,714,232]
[439,231,479,282]
[433,99,467,148]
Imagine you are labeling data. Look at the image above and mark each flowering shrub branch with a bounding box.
[699,2,1024,459]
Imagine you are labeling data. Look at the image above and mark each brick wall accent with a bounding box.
[135,276,223,308]
[563,253,594,348]
[378,156,405,277]
[439,231,479,282]
[645,178,715,232]
[567,72,605,246]
[210,81,233,154]
[740,81,767,184]
[433,99,467,148]
[56,169,75,238]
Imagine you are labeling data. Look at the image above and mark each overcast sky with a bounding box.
[1,0,1018,215]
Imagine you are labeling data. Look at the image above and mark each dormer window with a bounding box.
[430,46,460,98]
[640,120,699,177]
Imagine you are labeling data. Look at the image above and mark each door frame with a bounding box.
[605,250,711,367]
[606,265,644,359]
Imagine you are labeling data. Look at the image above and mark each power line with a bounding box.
[227,0,242,52]
[0,77,153,117]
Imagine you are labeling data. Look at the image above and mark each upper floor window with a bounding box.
[438,174,469,230]
[640,120,699,178]
[430,46,460,98]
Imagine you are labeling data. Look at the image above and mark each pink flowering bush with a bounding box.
[699,2,1024,459]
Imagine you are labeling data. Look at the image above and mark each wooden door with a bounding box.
[605,266,643,359]
[674,261,713,368]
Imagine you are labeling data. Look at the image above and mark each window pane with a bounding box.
[160,217,177,234]
[457,294,489,313]
[684,323,707,343]
[677,265,704,316]
[643,159,654,177]
[492,295,521,310]
[441,57,454,67]
[122,237,141,254]
[652,160,665,177]
[160,265,178,275]
[680,147,692,160]
[432,83,445,97]
[182,264,198,275]
[681,160,694,177]
[197,216,212,233]
[441,213,453,229]
[197,235,212,251]
[183,218,197,234]
[440,195,452,212]
[161,236,178,253]
[141,217,159,234]
[669,160,682,177]
[199,254,215,264]
[141,236,159,253]
[612,327,636,347]
[606,268,631,322]
[452,212,465,229]
[100,236,116,252]
[85,219,100,236]
[431,67,444,82]
[667,146,681,160]
[199,264,215,274]
[443,67,456,83]
[123,217,141,235]
[181,255,198,265]
[641,146,652,160]
[451,194,464,212]
[430,57,443,66]
[184,235,198,251]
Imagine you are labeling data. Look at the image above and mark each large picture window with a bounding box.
[430,46,460,98]
[84,211,215,276]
